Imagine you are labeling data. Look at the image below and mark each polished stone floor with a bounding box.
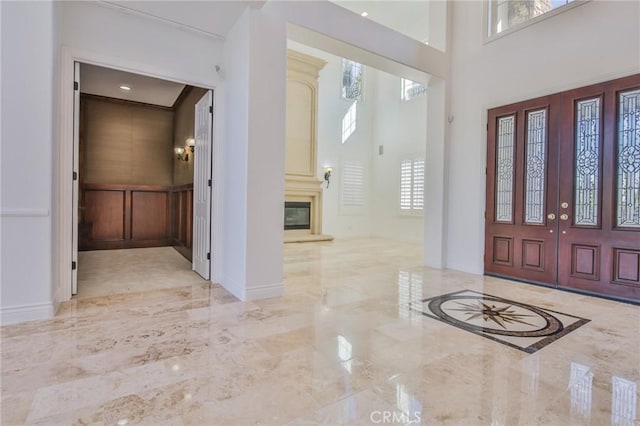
[411,289,591,353]
[1,239,638,425]
[77,247,206,298]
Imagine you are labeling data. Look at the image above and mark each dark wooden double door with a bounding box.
[485,74,640,302]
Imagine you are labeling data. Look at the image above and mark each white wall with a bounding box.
[448,1,640,274]
[58,2,224,87]
[302,44,376,238]
[370,71,427,242]
[1,1,56,323]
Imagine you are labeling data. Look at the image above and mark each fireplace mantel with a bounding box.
[285,50,333,243]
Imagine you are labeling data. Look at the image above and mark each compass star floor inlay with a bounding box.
[410,289,591,353]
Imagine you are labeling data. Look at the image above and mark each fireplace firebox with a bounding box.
[284,202,311,230]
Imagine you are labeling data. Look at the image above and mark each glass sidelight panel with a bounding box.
[574,98,600,226]
[496,115,515,222]
[617,89,640,228]
[524,109,547,224]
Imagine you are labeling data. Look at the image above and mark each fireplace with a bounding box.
[284,201,311,230]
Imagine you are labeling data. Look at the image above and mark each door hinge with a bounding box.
[206,252,211,260]
[486,122,488,131]
[208,179,212,187]
[209,106,213,114]
[72,261,77,270]
[74,81,79,91]
[73,171,78,181]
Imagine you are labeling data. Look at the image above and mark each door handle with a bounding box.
[547,213,556,220]
[561,202,569,209]
[560,214,569,221]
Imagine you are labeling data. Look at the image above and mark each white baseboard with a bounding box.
[245,282,284,301]
[218,273,245,301]
[1,302,55,325]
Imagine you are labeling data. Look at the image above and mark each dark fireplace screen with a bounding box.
[284,202,311,230]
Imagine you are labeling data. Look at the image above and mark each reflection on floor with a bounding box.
[411,289,590,353]
[2,238,638,425]
[77,247,206,298]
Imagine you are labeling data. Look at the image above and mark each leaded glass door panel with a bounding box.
[557,75,640,301]
[485,94,560,285]
[486,74,640,303]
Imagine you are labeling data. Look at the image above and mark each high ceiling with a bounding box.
[83,1,431,105]
[104,0,258,39]
[80,63,186,107]
[331,1,430,43]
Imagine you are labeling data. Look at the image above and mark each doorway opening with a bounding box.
[284,39,428,246]
[282,34,429,311]
[73,63,214,298]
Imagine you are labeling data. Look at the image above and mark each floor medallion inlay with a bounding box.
[410,289,590,353]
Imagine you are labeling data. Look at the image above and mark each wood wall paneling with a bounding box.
[83,189,126,241]
[131,191,169,241]
[80,184,173,250]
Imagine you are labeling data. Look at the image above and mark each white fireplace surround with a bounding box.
[284,50,333,243]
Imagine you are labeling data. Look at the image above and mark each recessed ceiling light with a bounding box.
[361,11,368,17]
[119,85,131,91]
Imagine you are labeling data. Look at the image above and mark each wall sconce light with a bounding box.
[175,147,188,162]
[323,166,333,188]
[186,138,195,153]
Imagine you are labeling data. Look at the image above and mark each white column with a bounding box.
[423,77,447,268]
[219,6,286,300]
[244,7,286,299]
[1,1,56,323]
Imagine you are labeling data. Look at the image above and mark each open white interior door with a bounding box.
[72,62,80,295]
[193,90,213,280]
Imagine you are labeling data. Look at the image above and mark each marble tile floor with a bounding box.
[77,247,207,299]
[410,289,591,353]
[1,238,638,425]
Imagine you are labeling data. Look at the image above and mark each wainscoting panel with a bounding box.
[80,184,172,250]
[131,191,169,241]
[84,189,126,241]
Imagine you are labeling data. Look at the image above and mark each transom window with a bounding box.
[488,0,576,37]
[401,79,426,101]
[342,59,363,101]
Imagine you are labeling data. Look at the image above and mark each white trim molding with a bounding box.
[99,1,226,41]
[245,283,284,301]
[0,209,50,217]
[1,302,55,325]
